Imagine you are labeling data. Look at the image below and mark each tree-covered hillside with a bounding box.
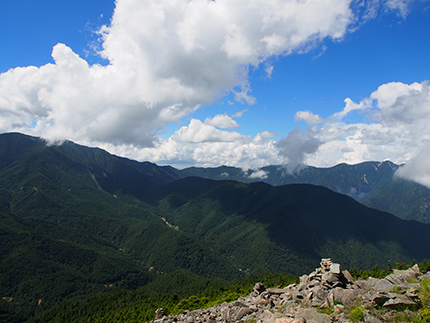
[153,177,430,274]
[180,161,430,223]
[1,132,430,322]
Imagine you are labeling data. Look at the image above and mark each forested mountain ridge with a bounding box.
[180,160,430,223]
[1,132,430,322]
[152,176,430,274]
[0,133,237,319]
[0,132,181,200]
[3,132,428,223]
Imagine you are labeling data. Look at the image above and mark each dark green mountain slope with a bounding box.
[0,208,238,320]
[120,221,239,279]
[0,133,186,230]
[154,177,430,274]
[179,161,399,194]
[180,161,430,223]
[365,179,430,224]
[0,133,46,169]
[0,211,154,318]
[0,133,236,274]
[0,133,181,205]
[0,133,239,319]
[2,132,430,321]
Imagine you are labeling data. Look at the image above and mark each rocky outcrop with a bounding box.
[149,259,428,323]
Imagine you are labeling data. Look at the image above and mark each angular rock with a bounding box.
[371,292,391,307]
[331,287,360,305]
[363,311,383,323]
[355,277,378,290]
[253,297,271,306]
[295,307,331,323]
[330,263,341,274]
[323,272,340,285]
[267,287,290,294]
[372,278,394,292]
[312,287,329,307]
[146,259,426,323]
[232,306,254,321]
[382,296,418,309]
[155,308,166,319]
[336,314,351,323]
[275,318,295,323]
[292,318,306,323]
[422,272,430,280]
[385,265,421,286]
[302,291,313,305]
[253,282,266,295]
[321,259,333,272]
[300,275,310,284]
[342,270,354,284]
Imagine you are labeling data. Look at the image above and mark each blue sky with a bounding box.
[0,0,114,71]
[207,10,430,135]
[1,0,430,185]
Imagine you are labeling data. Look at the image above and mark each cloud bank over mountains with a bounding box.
[0,0,429,186]
[298,82,430,183]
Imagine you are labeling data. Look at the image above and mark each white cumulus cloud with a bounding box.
[172,119,244,143]
[0,0,423,173]
[294,110,323,125]
[396,144,430,187]
[296,81,430,188]
[204,114,239,129]
[0,0,355,147]
[248,169,269,179]
[97,118,283,169]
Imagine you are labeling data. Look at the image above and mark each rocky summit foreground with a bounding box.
[150,259,430,323]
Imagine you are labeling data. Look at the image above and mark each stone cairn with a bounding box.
[149,258,430,323]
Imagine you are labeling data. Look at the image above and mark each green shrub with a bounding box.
[419,279,430,322]
[390,285,403,294]
[173,295,210,313]
[318,306,333,315]
[393,310,427,323]
[349,307,365,322]
[419,308,430,322]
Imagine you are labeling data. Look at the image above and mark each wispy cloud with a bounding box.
[248,169,269,179]
[276,127,321,174]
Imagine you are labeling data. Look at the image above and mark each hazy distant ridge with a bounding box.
[180,161,430,223]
